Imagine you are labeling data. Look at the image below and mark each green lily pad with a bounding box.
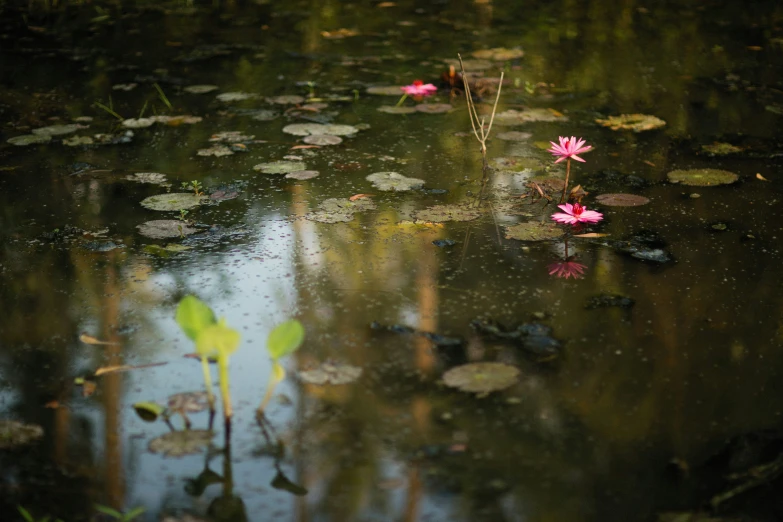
[126,172,169,185]
[216,92,259,102]
[267,95,305,105]
[140,193,206,211]
[184,84,219,94]
[443,58,494,71]
[366,85,405,96]
[701,142,743,155]
[413,204,481,223]
[298,361,363,385]
[366,172,425,191]
[7,134,52,146]
[667,169,738,186]
[286,170,320,180]
[148,429,213,458]
[497,131,532,141]
[282,123,358,137]
[253,161,307,174]
[442,362,520,394]
[303,134,343,146]
[494,108,568,125]
[505,222,563,241]
[0,420,44,448]
[167,391,210,413]
[197,145,233,157]
[306,197,376,223]
[595,193,650,207]
[137,220,198,239]
[471,47,524,61]
[377,105,417,114]
[62,136,95,146]
[32,123,86,136]
[596,113,666,132]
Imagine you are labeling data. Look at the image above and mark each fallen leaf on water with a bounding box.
[349,194,374,201]
[321,28,359,39]
[573,233,610,238]
[746,46,763,51]
[44,400,60,409]
[94,362,167,376]
[291,145,321,150]
[643,160,656,167]
[79,333,119,345]
[756,173,769,181]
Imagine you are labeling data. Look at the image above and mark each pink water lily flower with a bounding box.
[547,260,588,279]
[548,136,592,163]
[401,80,438,97]
[551,202,603,225]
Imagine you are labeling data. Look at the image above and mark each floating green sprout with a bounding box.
[176,296,240,420]
[258,320,305,414]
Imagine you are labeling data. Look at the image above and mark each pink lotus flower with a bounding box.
[551,202,603,225]
[547,136,592,163]
[547,260,588,279]
[401,80,438,97]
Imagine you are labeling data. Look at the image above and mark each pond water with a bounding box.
[2,0,783,521]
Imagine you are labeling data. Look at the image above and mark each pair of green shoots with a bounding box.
[175,295,304,423]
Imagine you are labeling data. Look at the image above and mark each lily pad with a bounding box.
[122,118,156,129]
[442,362,520,393]
[137,220,198,239]
[443,58,494,71]
[286,170,320,180]
[303,134,343,146]
[667,169,738,186]
[251,109,281,121]
[267,95,305,105]
[282,123,358,137]
[595,193,651,206]
[197,145,233,157]
[32,123,86,136]
[148,430,213,458]
[209,131,255,143]
[216,92,259,102]
[505,222,563,241]
[497,131,532,141]
[366,85,405,96]
[298,361,363,385]
[62,136,94,146]
[7,134,52,146]
[595,113,666,132]
[126,172,169,185]
[167,391,210,413]
[184,84,219,94]
[306,197,376,223]
[253,161,307,174]
[494,109,568,125]
[413,204,481,223]
[415,103,453,114]
[0,420,44,448]
[366,172,425,191]
[471,48,524,61]
[377,106,417,114]
[140,193,206,211]
[701,142,743,155]
[491,157,544,173]
[143,244,192,257]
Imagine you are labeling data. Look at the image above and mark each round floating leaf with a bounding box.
[497,131,532,142]
[413,204,481,223]
[209,131,255,143]
[306,197,377,223]
[137,220,197,239]
[122,118,156,129]
[167,391,210,413]
[253,161,307,174]
[377,105,416,114]
[127,172,169,185]
[299,361,363,385]
[32,124,86,136]
[216,92,259,102]
[701,142,743,155]
[415,103,453,114]
[133,401,165,422]
[141,193,205,211]
[0,420,44,448]
[471,47,524,61]
[286,170,320,180]
[7,134,51,146]
[63,136,94,146]
[267,95,305,105]
[442,362,520,393]
[491,157,544,173]
[595,113,666,132]
[505,222,563,241]
[667,169,738,186]
[443,58,494,71]
[250,110,280,121]
[282,123,358,137]
[303,134,343,146]
[366,85,405,96]
[366,172,425,191]
[197,145,233,157]
[494,109,568,125]
[595,193,651,207]
[184,84,219,94]
[148,430,214,457]
[267,320,305,360]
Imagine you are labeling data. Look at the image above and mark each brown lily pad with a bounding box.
[442,362,520,394]
[595,193,651,207]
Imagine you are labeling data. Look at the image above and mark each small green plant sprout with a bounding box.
[178,209,190,222]
[258,320,305,415]
[176,296,240,421]
[17,506,63,522]
[94,504,145,522]
[180,180,204,196]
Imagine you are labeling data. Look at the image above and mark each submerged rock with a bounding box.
[470,319,561,358]
[606,230,673,264]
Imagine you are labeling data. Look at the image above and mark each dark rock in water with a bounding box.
[432,239,456,248]
[607,230,673,264]
[64,162,96,175]
[586,294,635,309]
[82,241,122,252]
[470,319,561,357]
[369,321,463,347]
[423,188,449,195]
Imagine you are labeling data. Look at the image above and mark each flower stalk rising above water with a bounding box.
[397,80,438,106]
[551,202,603,225]
[547,136,592,203]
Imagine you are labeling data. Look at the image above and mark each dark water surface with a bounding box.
[2,1,783,521]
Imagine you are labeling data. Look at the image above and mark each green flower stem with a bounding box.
[218,356,232,419]
[395,93,408,107]
[200,356,216,414]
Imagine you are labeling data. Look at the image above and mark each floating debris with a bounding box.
[148,430,213,458]
[413,204,481,223]
[137,220,198,239]
[140,193,206,211]
[667,169,738,186]
[471,319,562,357]
[253,161,307,174]
[442,362,520,394]
[209,131,255,143]
[62,136,95,146]
[505,222,563,241]
[112,83,137,91]
[366,172,425,191]
[595,193,650,207]
[197,145,233,157]
[299,361,363,385]
[595,113,666,132]
[167,391,210,413]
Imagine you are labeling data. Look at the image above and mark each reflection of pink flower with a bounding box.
[551,202,603,225]
[401,80,438,97]
[548,136,592,163]
[547,260,588,279]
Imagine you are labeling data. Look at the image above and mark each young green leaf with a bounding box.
[94,504,124,518]
[267,320,305,360]
[18,506,35,522]
[123,506,146,521]
[196,319,241,359]
[132,401,166,422]
[176,295,216,341]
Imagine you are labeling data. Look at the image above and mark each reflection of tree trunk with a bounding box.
[402,465,422,522]
[102,252,125,509]
[53,401,70,466]
[414,232,439,375]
